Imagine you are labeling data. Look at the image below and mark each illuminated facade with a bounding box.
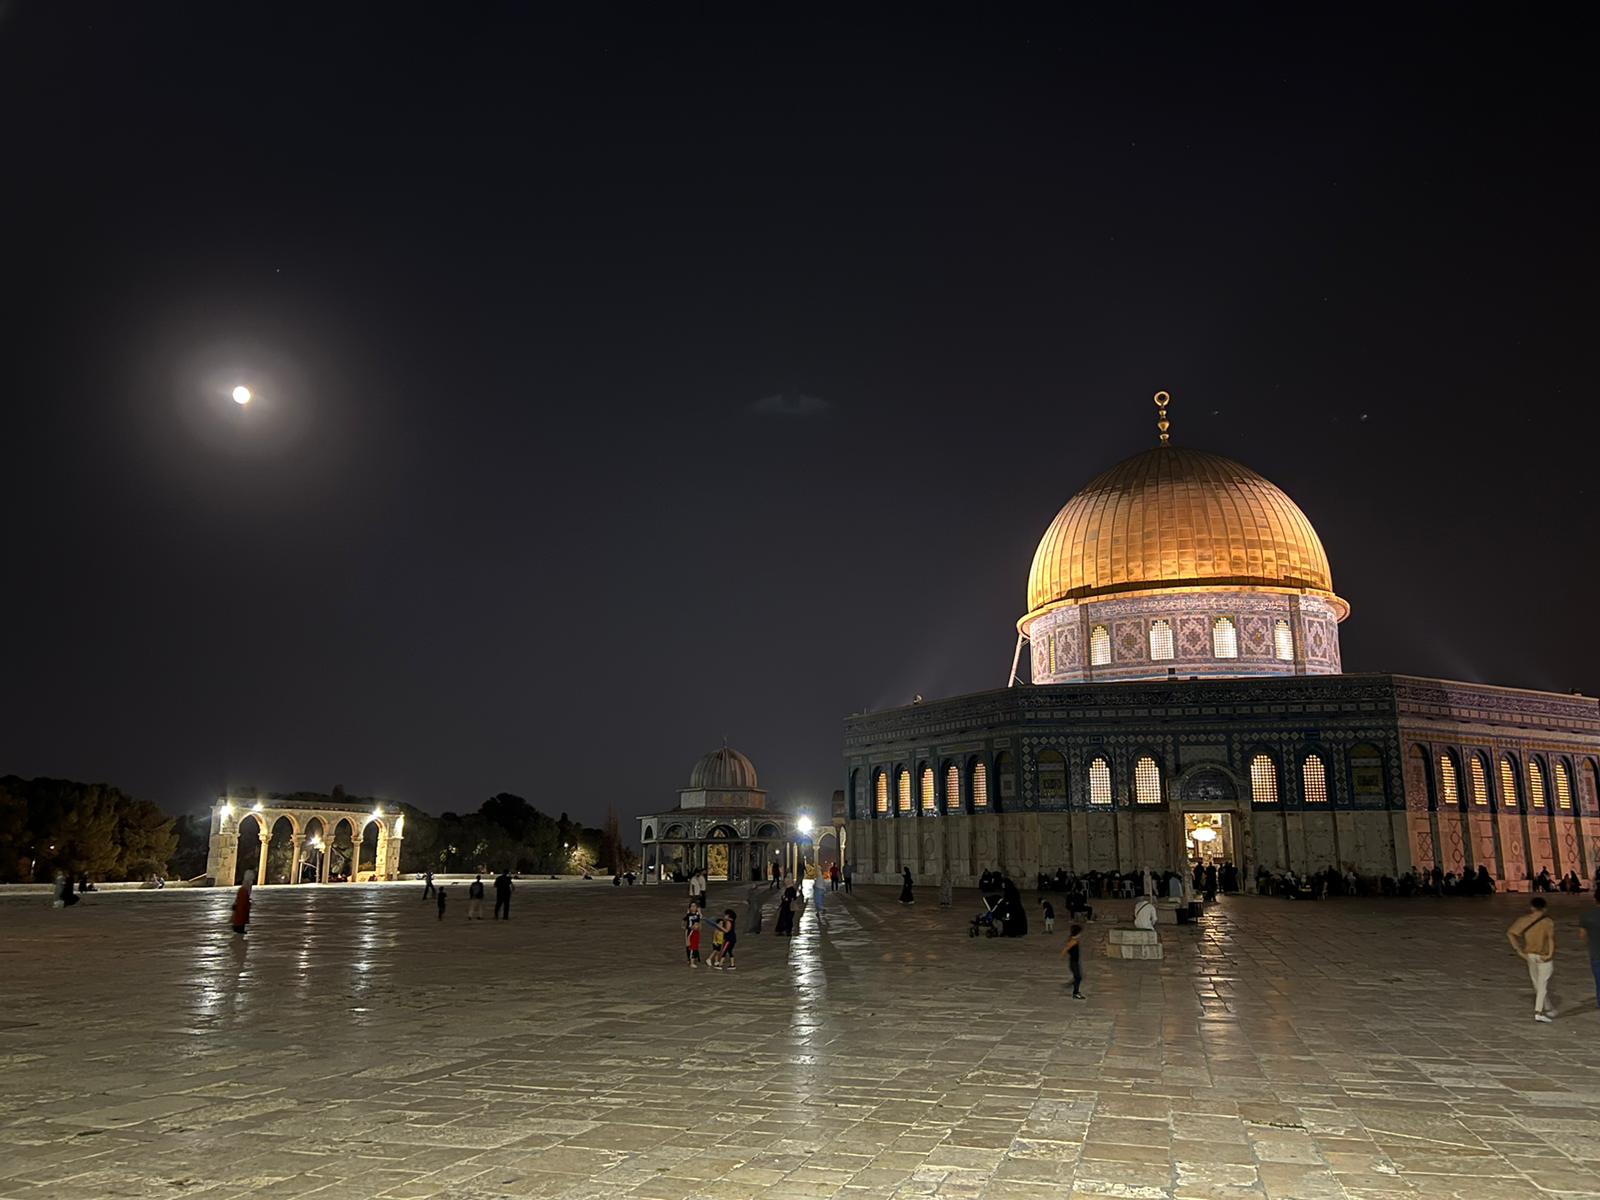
[638,746,832,883]
[844,402,1600,888]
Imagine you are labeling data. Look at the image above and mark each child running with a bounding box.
[1059,923,1084,999]
[684,902,702,967]
[712,909,738,969]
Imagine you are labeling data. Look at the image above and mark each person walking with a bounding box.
[684,902,702,967]
[493,871,513,920]
[1040,898,1055,933]
[1508,896,1557,1022]
[830,863,840,892]
[775,884,796,935]
[467,874,485,920]
[1060,924,1085,999]
[436,885,448,921]
[231,870,254,936]
[422,870,435,899]
[717,909,738,969]
[1579,889,1600,1010]
[899,867,915,905]
[811,874,825,922]
[843,861,853,894]
[770,861,780,891]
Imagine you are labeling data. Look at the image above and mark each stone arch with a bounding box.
[1176,764,1240,809]
[848,768,861,820]
[329,817,358,882]
[643,824,655,841]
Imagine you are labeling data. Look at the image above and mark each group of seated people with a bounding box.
[1033,864,1239,900]
[1255,863,1600,899]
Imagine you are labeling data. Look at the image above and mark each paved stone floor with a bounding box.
[2,883,1599,1200]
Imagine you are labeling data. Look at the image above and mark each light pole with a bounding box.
[797,815,814,882]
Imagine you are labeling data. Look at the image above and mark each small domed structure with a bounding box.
[689,745,759,791]
[1022,440,1346,683]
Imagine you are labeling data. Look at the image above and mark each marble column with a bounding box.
[319,841,331,884]
[290,834,305,885]
[255,832,270,886]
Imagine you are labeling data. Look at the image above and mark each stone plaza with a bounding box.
[2,884,1598,1200]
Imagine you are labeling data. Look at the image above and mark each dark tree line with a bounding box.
[1,777,636,883]
[0,776,178,883]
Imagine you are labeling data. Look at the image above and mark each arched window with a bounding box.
[1047,635,1057,675]
[1469,755,1490,806]
[1498,756,1518,808]
[1213,616,1238,659]
[643,825,655,841]
[945,764,960,812]
[897,769,912,813]
[1148,619,1174,661]
[1555,761,1573,811]
[1250,753,1278,803]
[1529,759,1547,809]
[1088,756,1112,805]
[1089,624,1111,667]
[920,765,936,813]
[874,770,889,814]
[1302,754,1328,803]
[1134,756,1162,804]
[1437,753,1460,808]
[971,761,989,809]
[1274,619,1294,661]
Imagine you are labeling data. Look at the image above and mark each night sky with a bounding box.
[3,4,1594,826]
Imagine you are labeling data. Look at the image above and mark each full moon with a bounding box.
[231,385,252,405]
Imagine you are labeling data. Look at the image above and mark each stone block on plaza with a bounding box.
[1106,925,1164,958]
[1154,900,1184,924]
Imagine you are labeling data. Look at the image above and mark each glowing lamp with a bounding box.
[797,815,814,835]
[232,386,252,405]
[1190,826,1218,843]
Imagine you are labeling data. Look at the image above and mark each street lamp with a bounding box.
[796,815,815,879]
[232,385,252,405]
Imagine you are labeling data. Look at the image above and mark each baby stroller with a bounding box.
[968,894,1003,937]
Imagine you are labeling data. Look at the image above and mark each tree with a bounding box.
[116,797,178,878]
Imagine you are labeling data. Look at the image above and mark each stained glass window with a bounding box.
[1529,760,1546,809]
[1090,624,1111,666]
[1251,753,1278,803]
[1134,756,1161,804]
[1213,616,1238,659]
[1149,619,1174,660]
[1438,754,1459,808]
[1302,754,1328,803]
[1089,756,1112,805]
[1274,619,1294,661]
[897,769,912,813]
[972,762,989,809]
[1498,756,1518,808]
[921,766,936,813]
[875,771,888,814]
[945,764,960,812]
[1470,755,1489,806]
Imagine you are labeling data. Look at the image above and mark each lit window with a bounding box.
[1047,636,1057,675]
[920,766,935,813]
[1529,760,1546,809]
[1498,757,1518,808]
[945,764,959,812]
[1090,624,1111,666]
[1149,619,1174,661]
[1470,755,1489,806]
[897,770,912,813]
[1302,754,1328,803]
[972,762,989,809]
[1134,756,1161,804]
[1274,619,1294,661]
[1213,616,1238,659]
[1089,756,1112,805]
[1555,762,1573,810]
[1438,754,1459,808]
[1250,754,1278,803]
[875,772,888,814]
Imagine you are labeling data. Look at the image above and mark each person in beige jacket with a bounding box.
[1507,896,1557,1023]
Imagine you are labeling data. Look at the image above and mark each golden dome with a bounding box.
[1024,445,1345,623]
